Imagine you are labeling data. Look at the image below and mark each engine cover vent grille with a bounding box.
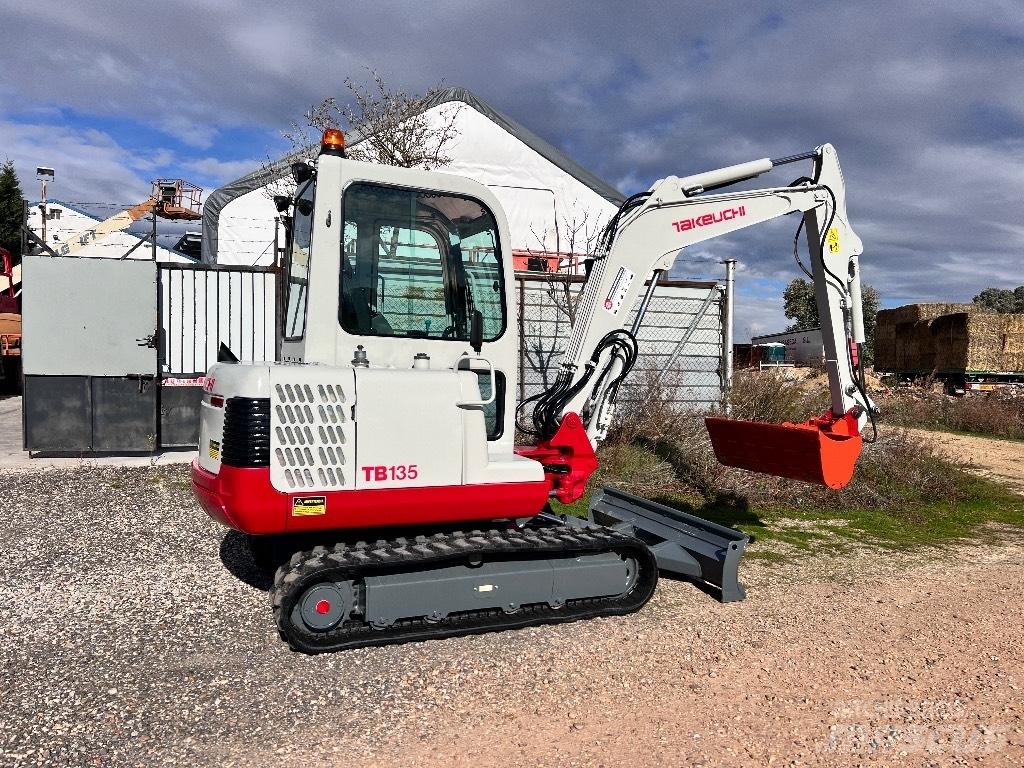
[221,397,271,467]
[269,370,354,492]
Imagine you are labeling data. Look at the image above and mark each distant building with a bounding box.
[27,201,192,262]
[750,327,824,366]
[201,86,625,271]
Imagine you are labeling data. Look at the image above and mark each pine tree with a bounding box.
[0,160,25,260]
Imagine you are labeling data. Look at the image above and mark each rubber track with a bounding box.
[271,524,659,654]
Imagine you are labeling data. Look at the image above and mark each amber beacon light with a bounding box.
[320,128,346,156]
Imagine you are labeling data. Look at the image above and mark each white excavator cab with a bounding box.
[279,150,524,462]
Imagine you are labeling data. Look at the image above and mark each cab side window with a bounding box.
[284,182,314,338]
[339,183,505,341]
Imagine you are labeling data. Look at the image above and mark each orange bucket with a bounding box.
[705,413,862,490]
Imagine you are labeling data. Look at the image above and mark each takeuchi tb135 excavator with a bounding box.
[192,128,877,653]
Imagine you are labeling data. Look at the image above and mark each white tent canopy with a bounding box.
[202,87,626,268]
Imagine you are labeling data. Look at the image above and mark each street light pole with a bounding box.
[36,167,55,252]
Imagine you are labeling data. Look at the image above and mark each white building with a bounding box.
[751,327,825,366]
[201,87,626,270]
[27,201,191,262]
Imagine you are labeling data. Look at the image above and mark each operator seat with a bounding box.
[341,285,393,335]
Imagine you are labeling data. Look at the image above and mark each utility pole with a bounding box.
[723,259,736,412]
[20,200,28,258]
[36,167,54,248]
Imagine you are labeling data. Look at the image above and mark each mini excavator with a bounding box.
[192,128,877,653]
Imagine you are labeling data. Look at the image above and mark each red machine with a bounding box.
[0,248,21,388]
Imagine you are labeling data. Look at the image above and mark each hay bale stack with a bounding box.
[875,305,959,370]
[874,317,897,370]
[930,313,971,370]
[875,303,1024,372]
[1006,315,1024,365]
[928,312,1024,371]
[888,303,974,324]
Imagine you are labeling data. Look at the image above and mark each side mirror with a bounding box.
[470,309,484,354]
[272,195,291,213]
[291,162,314,185]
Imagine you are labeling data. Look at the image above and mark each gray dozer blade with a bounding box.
[586,487,748,602]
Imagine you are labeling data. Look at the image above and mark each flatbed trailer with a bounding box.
[880,368,1024,395]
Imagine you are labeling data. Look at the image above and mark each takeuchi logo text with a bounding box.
[672,205,746,233]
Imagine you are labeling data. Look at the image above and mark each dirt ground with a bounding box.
[2,461,1023,768]
[906,427,1024,494]
[367,540,1024,768]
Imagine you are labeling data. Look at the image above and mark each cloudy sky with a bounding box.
[2,0,1022,338]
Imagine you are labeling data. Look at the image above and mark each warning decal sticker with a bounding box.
[827,227,841,254]
[292,496,327,516]
[602,266,635,316]
[208,440,220,460]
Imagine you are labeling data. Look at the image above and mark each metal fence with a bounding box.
[158,263,278,376]
[162,265,726,407]
[516,274,726,411]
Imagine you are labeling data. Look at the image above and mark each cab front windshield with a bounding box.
[339,183,505,341]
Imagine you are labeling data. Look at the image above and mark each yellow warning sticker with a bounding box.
[208,440,220,460]
[827,227,841,253]
[292,496,327,516]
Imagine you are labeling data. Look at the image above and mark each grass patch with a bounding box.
[750,474,1024,552]
[560,370,1024,563]
[556,459,1024,562]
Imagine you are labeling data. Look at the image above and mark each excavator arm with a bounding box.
[520,144,876,490]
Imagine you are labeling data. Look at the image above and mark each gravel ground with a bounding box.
[1,464,1022,767]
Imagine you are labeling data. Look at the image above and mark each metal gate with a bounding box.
[21,256,279,453]
[22,256,160,452]
[157,263,279,447]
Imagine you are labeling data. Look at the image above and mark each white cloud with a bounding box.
[158,116,218,150]
[0,0,1021,309]
[0,119,155,203]
[182,156,265,185]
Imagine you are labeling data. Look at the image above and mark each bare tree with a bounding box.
[519,204,607,388]
[524,206,605,323]
[340,72,461,168]
[262,71,462,199]
[522,332,562,389]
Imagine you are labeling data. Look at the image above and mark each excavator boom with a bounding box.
[524,144,875,488]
